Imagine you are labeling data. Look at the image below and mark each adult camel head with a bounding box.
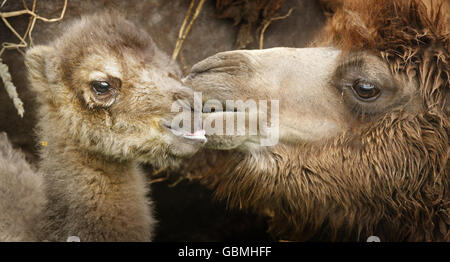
[183,0,449,241]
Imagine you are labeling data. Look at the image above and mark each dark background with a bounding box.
[0,0,326,241]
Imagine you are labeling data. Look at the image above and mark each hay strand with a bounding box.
[0,59,24,117]
[0,0,67,56]
[172,0,206,60]
[0,0,67,117]
[259,8,294,49]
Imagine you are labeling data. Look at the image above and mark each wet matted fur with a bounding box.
[192,0,449,241]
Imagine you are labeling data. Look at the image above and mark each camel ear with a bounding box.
[25,45,59,95]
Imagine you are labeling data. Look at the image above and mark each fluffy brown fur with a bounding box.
[0,13,201,241]
[190,0,449,241]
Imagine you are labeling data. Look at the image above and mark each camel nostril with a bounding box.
[190,54,238,74]
[189,52,252,78]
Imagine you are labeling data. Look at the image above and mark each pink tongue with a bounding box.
[189,129,206,137]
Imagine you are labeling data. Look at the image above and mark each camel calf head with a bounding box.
[25,13,205,167]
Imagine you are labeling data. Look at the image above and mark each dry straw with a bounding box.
[259,8,294,49]
[0,0,67,117]
[172,0,206,61]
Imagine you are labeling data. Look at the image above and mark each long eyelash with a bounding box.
[342,85,374,120]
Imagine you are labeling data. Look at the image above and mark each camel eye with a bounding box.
[352,80,381,101]
[91,81,111,95]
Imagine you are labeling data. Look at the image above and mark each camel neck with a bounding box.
[37,135,151,241]
[39,136,134,178]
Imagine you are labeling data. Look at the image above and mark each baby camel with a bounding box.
[0,13,205,241]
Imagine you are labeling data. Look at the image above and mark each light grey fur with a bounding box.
[0,132,46,241]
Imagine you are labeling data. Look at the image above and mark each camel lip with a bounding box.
[162,122,207,143]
